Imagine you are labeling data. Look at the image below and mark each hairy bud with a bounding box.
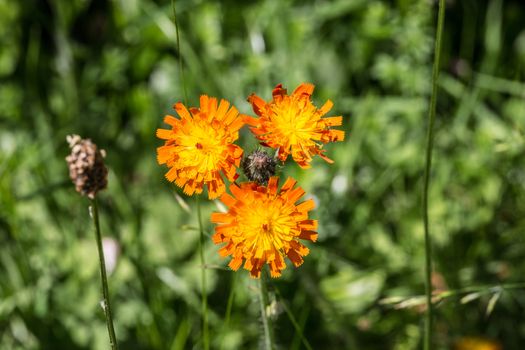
[66,135,108,199]
[241,149,277,185]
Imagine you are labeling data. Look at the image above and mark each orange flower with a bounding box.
[211,177,318,278]
[245,83,345,168]
[156,96,244,199]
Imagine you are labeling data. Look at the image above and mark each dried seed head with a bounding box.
[241,149,277,185]
[65,134,108,199]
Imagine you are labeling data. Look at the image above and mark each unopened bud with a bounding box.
[65,135,108,199]
[241,149,277,185]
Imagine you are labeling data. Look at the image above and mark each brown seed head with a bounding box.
[65,134,108,199]
[241,149,277,185]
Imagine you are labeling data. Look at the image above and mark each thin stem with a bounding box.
[172,1,205,346]
[220,273,237,350]
[171,0,188,105]
[274,286,313,350]
[196,196,209,350]
[90,198,118,350]
[422,1,446,350]
[259,271,276,350]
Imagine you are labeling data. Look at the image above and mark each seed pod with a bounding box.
[241,149,277,185]
[65,135,108,199]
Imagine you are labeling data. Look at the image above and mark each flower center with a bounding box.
[270,98,317,144]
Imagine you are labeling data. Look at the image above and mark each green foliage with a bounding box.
[1,0,525,349]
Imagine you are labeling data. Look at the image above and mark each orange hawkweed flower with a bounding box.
[245,83,345,169]
[156,96,245,199]
[211,177,318,278]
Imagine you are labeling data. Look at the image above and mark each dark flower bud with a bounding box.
[65,135,108,199]
[241,149,277,185]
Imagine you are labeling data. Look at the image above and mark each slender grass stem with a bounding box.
[171,2,206,347]
[171,0,188,105]
[423,1,446,349]
[90,198,118,350]
[196,196,209,350]
[259,270,276,350]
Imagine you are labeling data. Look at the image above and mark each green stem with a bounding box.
[196,197,209,350]
[259,271,275,350]
[423,1,446,350]
[171,0,188,105]
[274,286,312,350]
[220,273,237,350]
[90,198,118,350]
[171,2,206,347]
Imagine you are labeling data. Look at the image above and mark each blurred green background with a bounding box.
[1,0,525,349]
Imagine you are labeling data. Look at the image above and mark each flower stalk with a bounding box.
[259,270,276,350]
[423,0,446,349]
[91,198,118,350]
[196,196,209,350]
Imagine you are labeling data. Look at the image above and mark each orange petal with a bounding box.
[165,167,178,182]
[247,94,267,116]
[174,103,192,121]
[229,256,243,271]
[163,115,180,126]
[272,84,287,98]
[299,220,318,230]
[290,241,309,256]
[216,99,230,120]
[199,95,209,114]
[318,152,335,164]
[286,249,304,267]
[322,116,342,127]
[299,230,318,242]
[223,106,239,125]
[286,187,305,203]
[219,193,236,207]
[280,177,297,192]
[228,117,245,132]
[267,177,279,195]
[296,199,315,213]
[207,97,218,120]
[292,83,314,97]
[243,115,260,126]
[156,128,172,140]
[318,100,333,116]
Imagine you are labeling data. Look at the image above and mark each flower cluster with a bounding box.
[156,83,345,278]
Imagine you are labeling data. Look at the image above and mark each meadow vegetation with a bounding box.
[1,0,525,349]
